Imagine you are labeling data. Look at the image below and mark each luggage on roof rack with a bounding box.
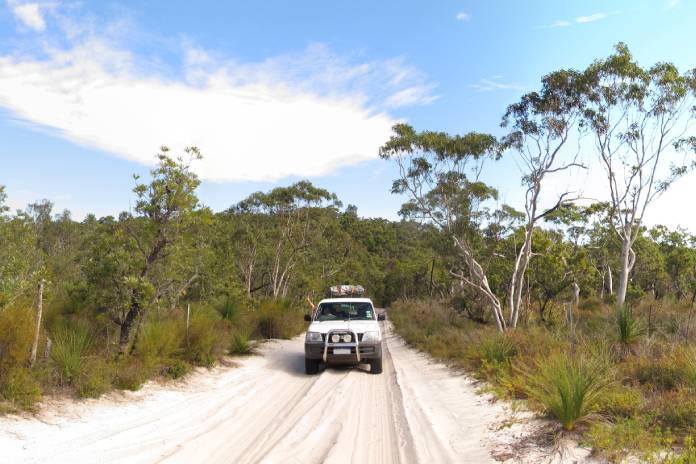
[328,285,365,298]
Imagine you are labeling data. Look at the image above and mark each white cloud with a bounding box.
[470,77,523,92]
[667,0,680,8]
[7,1,46,31]
[549,20,571,28]
[541,12,608,28]
[0,39,436,182]
[575,12,606,23]
[384,85,438,107]
[456,12,470,22]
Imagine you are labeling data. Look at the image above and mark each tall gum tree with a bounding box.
[379,124,507,332]
[579,43,696,309]
[232,181,341,299]
[501,69,587,327]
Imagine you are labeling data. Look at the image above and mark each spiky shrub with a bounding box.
[477,334,517,365]
[616,306,643,346]
[523,351,612,431]
[229,331,251,355]
[51,325,93,385]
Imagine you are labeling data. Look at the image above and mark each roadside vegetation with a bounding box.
[2,41,696,462]
[0,150,438,413]
[386,43,696,462]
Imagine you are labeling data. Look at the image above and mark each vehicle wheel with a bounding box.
[305,358,320,375]
[370,356,383,374]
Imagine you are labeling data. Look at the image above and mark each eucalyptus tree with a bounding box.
[379,124,507,331]
[232,181,341,299]
[501,69,586,327]
[87,147,202,355]
[580,43,696,309]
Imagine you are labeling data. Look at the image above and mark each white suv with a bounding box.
[304,297,385,375]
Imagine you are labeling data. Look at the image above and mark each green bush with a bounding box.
[523,351,612,431]
[162,359,191,380]
[585,418,664,462]
[137,319,182,363]
[0,367,41,411]
[0,307,35,375]
[229,331,251,355]
[185,309,227,367]
[114,358,152,391]
[664,436,696,464]
[578,296,605,313]
[475,334,517,365]
[51,325,92,385]
[255,299,304,339]
[596,385,643,418]
[630,351,696,391]
[75,359,113,398]
[655,390,696,431]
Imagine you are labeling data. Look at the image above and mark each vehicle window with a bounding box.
[315,303,374,321]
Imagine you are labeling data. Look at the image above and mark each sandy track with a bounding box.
[0,322,577,464]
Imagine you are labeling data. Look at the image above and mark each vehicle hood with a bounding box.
[308,320,380,334]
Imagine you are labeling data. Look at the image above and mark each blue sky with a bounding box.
[1,0,695,226]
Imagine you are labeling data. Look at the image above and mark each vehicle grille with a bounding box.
[322,332,358,343]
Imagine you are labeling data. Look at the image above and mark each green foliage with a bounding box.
[0,307,35,375]
[114,358,152,391]
[75,359,113,398]
[596,385,643,418]
[162,359,191,380]
[585,418,665,462]
[185,309,227,367]
[254,299,304,340]
[664,436,696,464]
[616,306,644,345]
[1,368,42,411]
[137,319,182,363]
[473,334,517,365]
[50,324,92,385]
[522,351,612,431]
[229,331,251,355]
[655,389,696,431]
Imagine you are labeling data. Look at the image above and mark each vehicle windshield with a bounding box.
[315,302,375,321]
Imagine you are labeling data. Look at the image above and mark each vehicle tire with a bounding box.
[370,356,383,374]
[305,358,320,375]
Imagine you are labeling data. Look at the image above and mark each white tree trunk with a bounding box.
[616,239,635,309]
[572,281,580,308]
[508,224,533,328]
[29,279,45,367]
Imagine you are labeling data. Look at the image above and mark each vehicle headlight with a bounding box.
[362,331,381,342]
[331,334,341,343]
[341,334,352,343]
[305,332,322,342]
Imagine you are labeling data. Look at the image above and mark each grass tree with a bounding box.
[580,43,696,310]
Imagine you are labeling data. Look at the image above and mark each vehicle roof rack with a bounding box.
[328,284,365,298]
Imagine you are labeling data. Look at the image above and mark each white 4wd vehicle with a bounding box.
[304,297,385,375]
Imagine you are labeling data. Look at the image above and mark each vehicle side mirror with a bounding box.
[304,314,312,322]
[377,313,385,321]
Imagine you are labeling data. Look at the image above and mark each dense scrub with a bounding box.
[390,298,696,461]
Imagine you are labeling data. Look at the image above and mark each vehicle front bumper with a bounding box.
[305,339,382,364]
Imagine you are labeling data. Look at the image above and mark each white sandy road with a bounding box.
[0,322,591,464]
